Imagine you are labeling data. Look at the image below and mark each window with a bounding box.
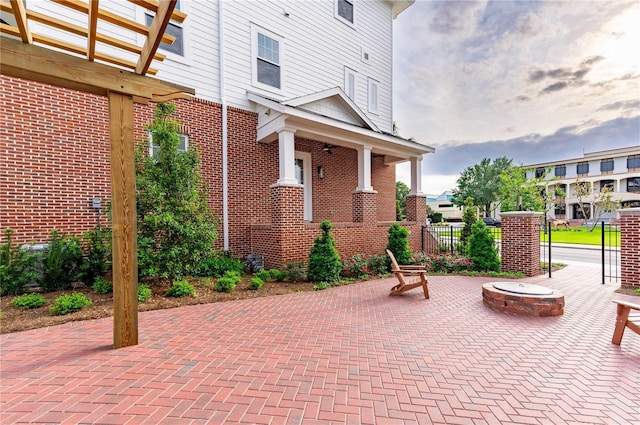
[145,1,183,56]
[344,68,356,100]
[628,177,640,192]
[600,180,614,191]
[368,78,378,114]
[150,133,188,158]
[573,203,590,220]
[554,165,566,177]
[535,167,545,178]
[336,0,354,25]
[252,25,283,91]
[295,151,312,221]
[576,162,589,175]
[628,155,640,170]
[554,204,566,218]
[600,158,614,172]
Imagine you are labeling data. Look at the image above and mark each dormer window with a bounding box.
[336,0,355,26]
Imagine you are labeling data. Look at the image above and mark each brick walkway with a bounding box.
[1,265,639,424]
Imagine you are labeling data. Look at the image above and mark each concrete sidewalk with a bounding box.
[1,266,639,424]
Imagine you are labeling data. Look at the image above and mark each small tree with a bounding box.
[574,181,620,231]
[307,220,342,282]
[573,180,592,226]
[136,103,218,282]
[460,196,477,250]
[386,222,412,265]
[468,221,500,272]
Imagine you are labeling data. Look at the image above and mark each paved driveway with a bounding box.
[1,266,639,424]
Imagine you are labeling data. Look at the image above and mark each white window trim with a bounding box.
[250,23,284,94]
[295,151,313,222]
[335,0,356,28]
[367,78,379,115]
[344,67,357,100]
[136,4,191,65]
[149,133,189,157]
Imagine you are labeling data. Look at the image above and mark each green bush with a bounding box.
[138,284,152,302]
[194,255,244,278]
[268,269,286,282]
[41,230,84,293]
[313,282,329,291]
[92,277,113,294]
[307,220,342,283]
[12,293,47,309]
[460,197,477,252]
[386,223,412,267]
[50,293,92,316]
[468,221,500,272]
[367,254,389,276]
[0,228,37,296]
[215,276,236,293]
[249,277,264,290]
[255,269,270,281]
[81,227,110,284]
[415,252,473,273]
[285,262,306,282]
[166,279,195,297]
[342,253,370,278]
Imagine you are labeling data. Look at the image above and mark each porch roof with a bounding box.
[248,90,434,164]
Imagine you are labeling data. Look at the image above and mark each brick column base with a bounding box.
[406,194,427,223]
[265,184,305,267]
[619,207,640,289]
[352,190,377,223]
[501,212,542,277]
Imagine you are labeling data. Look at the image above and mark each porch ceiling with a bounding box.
[248,91,434,164]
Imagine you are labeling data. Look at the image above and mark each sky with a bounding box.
[392,0,640,195]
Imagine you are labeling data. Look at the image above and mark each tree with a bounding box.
[468,221,500,272]
[136,103,218,282]
[574,180,620,231]
[500,166,564,217]
[452,157,513,217]
[307,220,342,282]
[396,181,410,220]
[460,197,477,250]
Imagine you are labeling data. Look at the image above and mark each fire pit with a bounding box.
[482,281,564,316]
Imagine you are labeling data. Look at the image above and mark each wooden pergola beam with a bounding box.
[9,0,32,43]
[128,0,186,24]
[87,0,98,61]
[136,0,174,75]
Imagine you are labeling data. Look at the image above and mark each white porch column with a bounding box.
[356,145,374,192]
[408,156,425,195]
[275,127,298,186]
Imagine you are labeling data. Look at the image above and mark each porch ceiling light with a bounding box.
[322,143,337,154]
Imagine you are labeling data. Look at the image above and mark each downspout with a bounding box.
[218,0,229,252]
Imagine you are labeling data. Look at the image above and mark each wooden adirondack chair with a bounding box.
[612,300,640,345]
[386,249,429,299]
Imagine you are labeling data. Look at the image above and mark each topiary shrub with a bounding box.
[166,279,196,297]
[12,293,47,309]
[50,293,92,316]
[92,277,113,294]
[386,222,412,266]
[248,277,264,290]
[468,221,500,272]
[307,220,342,283]
[41,230,84,293]
[0,228,37,296]
[138,284,152,302]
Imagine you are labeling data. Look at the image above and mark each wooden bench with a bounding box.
[386,249,429,299]
[612,300,640,345]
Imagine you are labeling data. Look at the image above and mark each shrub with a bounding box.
[285,262,306,282]
[249,277,264,290]
[415,252,473,273]
[12,293,47,309]
[50,293,92,316]
[166,279,195,297]
[307,220,342,283]
[194,255,244,278]
[255,269,271,282]
[41,230,84,293]
[460,197,477,252]
[313,282,329,291]
[367,254,389,276]
[93,277,113,294]
[268,269,286,282]
[138,284,152,302]
[342,253,370,278]
[215,277,236,293]
[386,223,412,266]
[81,227,111,284]
[223,270,242,281]
[0,228,37,296]
[468,221,500,272]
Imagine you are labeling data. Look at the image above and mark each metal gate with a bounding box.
[601,221,620,284]
[540,222,552,277]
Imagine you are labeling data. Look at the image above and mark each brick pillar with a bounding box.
[269,184,304,267]
[352,190,377,223]
[501,212,542,277]
[619,207,640,289]
[406,194,427,223]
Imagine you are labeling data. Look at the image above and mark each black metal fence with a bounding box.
[421,224,502,255]
[601,221,620,284]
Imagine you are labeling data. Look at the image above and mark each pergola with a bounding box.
[0,0,194,348]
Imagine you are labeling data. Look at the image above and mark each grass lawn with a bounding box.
[542,226,620,247]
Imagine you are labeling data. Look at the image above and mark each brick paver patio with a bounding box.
[1,265,639,424]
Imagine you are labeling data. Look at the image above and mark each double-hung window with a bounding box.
[252,25,283,91]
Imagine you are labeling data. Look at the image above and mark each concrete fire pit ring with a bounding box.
[482,281,564,317]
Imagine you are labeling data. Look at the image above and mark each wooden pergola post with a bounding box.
[109,92,138,348]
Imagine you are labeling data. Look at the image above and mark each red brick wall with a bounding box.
[619,208,640,288]
[501,212,542,277]
[372,156,396,222]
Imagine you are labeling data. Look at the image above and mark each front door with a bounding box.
[295,151,312,221]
